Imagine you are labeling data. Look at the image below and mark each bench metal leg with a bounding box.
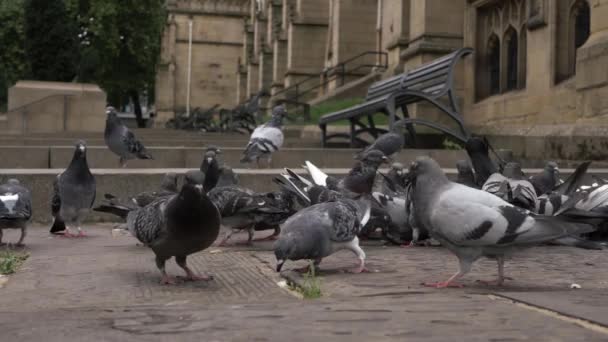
[367,114,379,138]
[320,124,327,148]
[349,119,357,148]
[400,105,417,148]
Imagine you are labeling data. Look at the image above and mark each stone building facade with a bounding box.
[154,0,249,124]
[156,0,608,158]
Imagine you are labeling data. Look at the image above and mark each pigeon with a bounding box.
[198,145,239,189]
[383,162,407,193]
[407,156,594,288]
[241,105,287,167]
[94,183,220,284]
[464,137,500,187]
[355,120,407,159]
[184,170,206,186]
[482,162,537,210]
[530,161,561,196]
[0,179,32,246]
[274,196,371,273]
[208,186,295,246]
[104,106,153,167]
[131,173,178,207]
[49,141,96,237]
[455,160,477,188]
[200,147,221,191]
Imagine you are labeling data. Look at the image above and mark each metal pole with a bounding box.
[186,19,193,117]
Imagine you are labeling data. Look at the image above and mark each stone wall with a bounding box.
[6,81,106,134]
[155,0,249,126]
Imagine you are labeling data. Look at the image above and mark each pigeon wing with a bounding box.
[327,200,363,242]
[127,198,168,245]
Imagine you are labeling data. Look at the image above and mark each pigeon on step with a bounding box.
[407,156,594,288]
[200,147,221,191]
[50,141,96,237]
[241,105,287,167]
[203,146,239,187]
[274,196,371,273]
[0,179,32,246]
[94,183,220,284]
[104,106,153,168]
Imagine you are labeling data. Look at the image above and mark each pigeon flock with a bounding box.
[2,106,608,289]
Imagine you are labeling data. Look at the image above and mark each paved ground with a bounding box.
[1,226,608,341]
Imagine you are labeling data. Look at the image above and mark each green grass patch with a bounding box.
[0,250,29,275]
[294,261,322,299]
[303,98,389,126]
[442,137,464,150]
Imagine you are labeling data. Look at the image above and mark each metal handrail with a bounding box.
[272,51,388,104]
[4,94,75,133]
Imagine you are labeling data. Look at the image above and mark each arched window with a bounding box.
[488,34,500,95]
[504,27,518,91]
[556,0,591,83]
[518,25,527,89]
[574,0,590,49]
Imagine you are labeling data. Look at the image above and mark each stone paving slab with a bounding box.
[1,226,608,341]
[0,226,290,311]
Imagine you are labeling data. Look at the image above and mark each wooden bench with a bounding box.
[319,47,473,147]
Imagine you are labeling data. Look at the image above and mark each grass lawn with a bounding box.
[291,98,390,126]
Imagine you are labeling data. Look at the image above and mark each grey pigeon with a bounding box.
[184,170,206,186]
[530,161,560,196]
[356,120,407,159]
[274,196,371,273]
[208,186,295,246]
[104,106,153,167]
[407,156,594,287]
[0,179,32,246]
[455,160,477,188]
[94,183,220,284]
[241,105,287,167]
[383,162,407,193]
[200,147,221,191]
[482,162,537,210]
[190,147,238,190]
[50,141,96,237]
[131,173,178,207]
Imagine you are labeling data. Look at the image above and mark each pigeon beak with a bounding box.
[382,156,389,163]
[207,157,213,164]
[397,171,403,176]
[276,260,285,272]
[78,145,86,152]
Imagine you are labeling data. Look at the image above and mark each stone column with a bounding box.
[380,0,410,75]
[400,0,466,132]
[325,0,378,92]
[284,0,329,103]
[576,0,608,119]
[154,14,177,127]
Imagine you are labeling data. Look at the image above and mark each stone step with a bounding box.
[0,137,323,148]
[2,167,607,223]
[0,146,470,169]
